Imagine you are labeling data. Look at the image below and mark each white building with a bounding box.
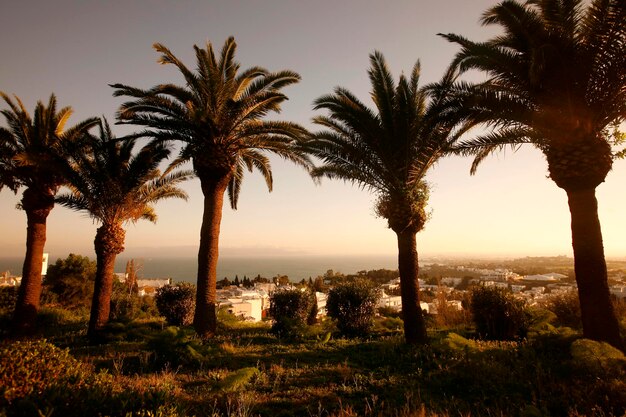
[610,286,626,299]
[441,277,462,287]
[136,278,172,297]
[224,297,263,322]
[315,291,328,316]
[378,290,402,311]
[522,274,559,282]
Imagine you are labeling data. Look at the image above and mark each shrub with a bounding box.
[269,288,312,338]
[0,286,17,315]
[110,281,160,322]
[0,339,172,416]
[0,339,87,404]
[155,283,196,326]
[146,326,206,369]
[470,285,530,341]
[571,338,626,373]
[44,253,96,307]
[326,279,380,337]
[545,290,581,329]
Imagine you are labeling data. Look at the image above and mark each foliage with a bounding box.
[146,326,206,370]
[0,339,86,403]
[2,307,626,416]
[268,288,312,338]
[110,281,159,322]
[326,279,380,337]
[545,290,581,329]
[433,288,470,329]
[470,286,530,341]
[0,338,173,416]
[217,367,260,392]
[155,283,196,326]
[570,338,626,373]
[44,253,96,307]
[0,287,17,315]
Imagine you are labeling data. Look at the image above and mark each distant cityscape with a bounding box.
[5,255,623,323]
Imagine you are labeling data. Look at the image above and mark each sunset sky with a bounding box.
[1,0,625,261]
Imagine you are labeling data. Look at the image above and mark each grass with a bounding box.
[1,307,625,417]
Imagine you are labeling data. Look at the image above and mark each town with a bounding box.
[6,255,624,324]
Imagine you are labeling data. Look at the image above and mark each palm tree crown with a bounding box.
[57,120,191,227]
[0,93,99,195]
[307,52,466,344]
[309,52,463,233]
[441,0,625,183]
[111,36,311,207]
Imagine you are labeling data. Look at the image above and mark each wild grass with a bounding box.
[1,306,625,417]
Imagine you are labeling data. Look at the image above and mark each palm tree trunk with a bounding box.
[566,188,623,351]
[88,223,125,342]
[12,188,54,335]
[194,175,230,337]
[396,229,428,344]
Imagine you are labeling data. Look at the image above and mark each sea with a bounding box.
[0,255,398,283]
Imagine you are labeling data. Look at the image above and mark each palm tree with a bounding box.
[307,52,467,344]
[0,93,98,334]
[111,37,311,337]
[440,0,625,349]
[57,119,192,340]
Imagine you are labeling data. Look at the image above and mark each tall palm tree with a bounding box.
[0,93,98,334]
[111,37,311,337]
[440,0,625,349]
[307,52,467,344]
[57,119,192,340]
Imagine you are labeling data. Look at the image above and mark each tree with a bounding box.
[57,119,191,340]
[441,0,625,349]
[306,53,467,344]
[0,93,98,334]
[112,37,311,337]
[45,253,96,307]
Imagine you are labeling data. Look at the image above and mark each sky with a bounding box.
[1,0,625,261]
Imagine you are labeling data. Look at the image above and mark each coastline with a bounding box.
[0,255,399,283]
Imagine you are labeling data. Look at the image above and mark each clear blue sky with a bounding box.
[1,0,625,260]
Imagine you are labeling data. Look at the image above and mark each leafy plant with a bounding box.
[545,290,581,329]
[44,253,96,307]
[146,326,206,369]
[155,283,196,326]
[470,286,530,341]
[0,339,87,404]
[326,279,380,337]
[0,287,17,315]
[268,288,312,338]
[110,281,160,323]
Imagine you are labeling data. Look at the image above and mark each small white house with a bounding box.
[378,290,402,311]
[225,297,263,322]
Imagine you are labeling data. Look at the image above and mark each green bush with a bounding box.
[269,288,312,338]
[0,339,87,404]
[0,286,17,315]
[44,253,96,307]
[146,326,206,369]
[326,279,380,337]
[155,283,195,326]
[110,281,160,322]
[545,290,581,329]
[470,285,530,341]
[0,339,172,416]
